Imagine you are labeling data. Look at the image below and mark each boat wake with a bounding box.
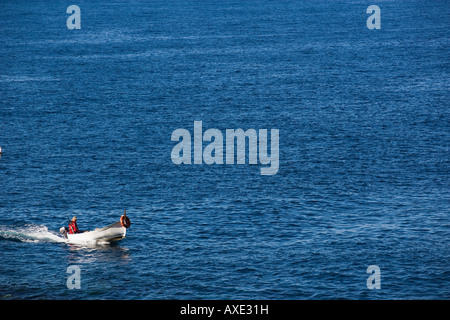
[0,224,67,243]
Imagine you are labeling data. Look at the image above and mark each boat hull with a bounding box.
[67,222,126,244]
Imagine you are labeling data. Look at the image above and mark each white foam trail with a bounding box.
[0,224,67,243]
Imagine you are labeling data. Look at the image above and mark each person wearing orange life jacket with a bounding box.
[68,216,80,234]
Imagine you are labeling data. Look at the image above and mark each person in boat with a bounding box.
[68,216,80,234]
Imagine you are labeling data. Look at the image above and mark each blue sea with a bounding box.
[0,0,449,300]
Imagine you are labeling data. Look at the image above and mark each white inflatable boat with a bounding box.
[66,221,127,244]
[61,213,131,244]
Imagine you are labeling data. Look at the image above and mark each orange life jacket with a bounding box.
[68,221,79,234]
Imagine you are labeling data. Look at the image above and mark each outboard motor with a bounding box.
[59,227,68,238]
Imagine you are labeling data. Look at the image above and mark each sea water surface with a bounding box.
[0,0,449,299]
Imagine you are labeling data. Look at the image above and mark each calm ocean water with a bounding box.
[0,0,448,300]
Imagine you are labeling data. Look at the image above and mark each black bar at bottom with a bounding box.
[0,300,442,319]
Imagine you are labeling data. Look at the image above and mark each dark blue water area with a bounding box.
[0,0,449,299]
